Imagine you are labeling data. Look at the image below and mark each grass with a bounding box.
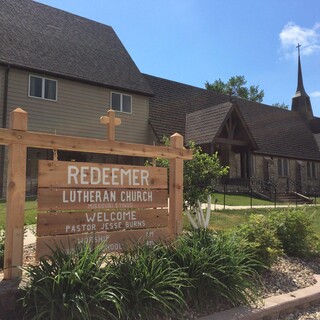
[206,206,320,235]
[0,199,37,228]
[212,193,273,206]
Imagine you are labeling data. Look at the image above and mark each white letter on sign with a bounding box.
[68,165,79,185]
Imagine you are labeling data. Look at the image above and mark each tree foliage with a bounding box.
[146,138,228,210]
[205,75,264,103]
[272,102,289,110]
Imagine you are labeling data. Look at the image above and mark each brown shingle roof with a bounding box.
[186,102,233,144]
[0,0,153,96]
[145,74,320,161]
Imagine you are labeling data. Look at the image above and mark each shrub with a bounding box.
[236,214,282,267]
[268,209,319,257]
[21,243,123,320]
[164,229,262,310]
[110,242,188,320]
[0,229,4,269]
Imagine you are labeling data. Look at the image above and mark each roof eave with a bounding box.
[0,61,154,97]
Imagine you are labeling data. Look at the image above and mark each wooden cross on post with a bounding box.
[100,109,121,141]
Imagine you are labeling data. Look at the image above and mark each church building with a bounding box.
[0,0,319,199]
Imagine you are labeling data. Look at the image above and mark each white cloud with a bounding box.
[311,91,320,98]
[279,22,320,57]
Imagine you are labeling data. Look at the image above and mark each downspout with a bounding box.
[0,65,10,198]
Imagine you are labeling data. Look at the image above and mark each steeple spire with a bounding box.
[291,43,313,121]
[295,43,308,97]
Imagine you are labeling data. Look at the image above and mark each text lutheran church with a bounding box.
[0,0,319,200]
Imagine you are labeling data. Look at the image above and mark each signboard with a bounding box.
[36,160,169,258]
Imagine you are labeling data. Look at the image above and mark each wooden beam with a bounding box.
[4,109,27,279]
[215,137,249,146]
[0,128,193,160]
[169,133,184,235]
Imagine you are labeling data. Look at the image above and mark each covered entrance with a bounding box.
[186,101,257,179]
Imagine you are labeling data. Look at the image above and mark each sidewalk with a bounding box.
[24,226,36,246]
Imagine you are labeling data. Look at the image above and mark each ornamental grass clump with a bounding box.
[163,229,262,311]
[21,243,123,320]
[110,242,189,320]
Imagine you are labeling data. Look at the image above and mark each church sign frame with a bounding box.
[0,108,192,279]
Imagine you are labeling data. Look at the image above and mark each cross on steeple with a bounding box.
[296,43,301,56]
[100,109,121,141]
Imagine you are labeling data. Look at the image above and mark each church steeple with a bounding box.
[291,43,313,121]
[295,43,308,97]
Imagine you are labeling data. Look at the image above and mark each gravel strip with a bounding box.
[280,305,320,319]
[260,256,318,298]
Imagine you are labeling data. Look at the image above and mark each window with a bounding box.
[307,162,317,179]
[278,159,289,176]
[111,92,132,113]
[29,75,57,101]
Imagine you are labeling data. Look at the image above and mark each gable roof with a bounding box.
[186,102,234,145]
[186,101,257,150]
[145,74,320,161]
[0,0,153,96]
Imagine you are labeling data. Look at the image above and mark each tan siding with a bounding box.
[6,69,150,144]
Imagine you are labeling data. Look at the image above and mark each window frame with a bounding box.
[28,75,58,101]
[110,91,132,114]
[277,158,289,177]
[307,162,317,179]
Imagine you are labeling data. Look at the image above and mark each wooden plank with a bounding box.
[4,109,27,279]
[37,209,168,236]
[38,160,167,189]
[0,128,193,160]
[169,134,184,235]
[36,227,170,259]
[38,188,168,211]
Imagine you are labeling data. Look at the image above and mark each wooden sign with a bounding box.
[38,188,168,211]
[37,209,168,236]
[2,108,190,279]
[36,227,169,258]
[38,161,167,189]
[36,160,169,258]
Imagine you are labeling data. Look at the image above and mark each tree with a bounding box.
[205,75,264,103]
[272,102,289,110]
[146,138,228,210]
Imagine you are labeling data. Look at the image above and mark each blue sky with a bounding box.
[36,0,320,116]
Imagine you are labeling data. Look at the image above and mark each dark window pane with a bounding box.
[45,79,57,100]
[122,95,132,113]
[283,160,288,176]
[312,162,316,178]
[30,76,42,98]
[277,159,282,176]
[111,93,121,111]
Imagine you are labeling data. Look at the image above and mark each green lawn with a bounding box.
[0,199,38,228]
[212,193,273,206]
[184,206,320,234]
